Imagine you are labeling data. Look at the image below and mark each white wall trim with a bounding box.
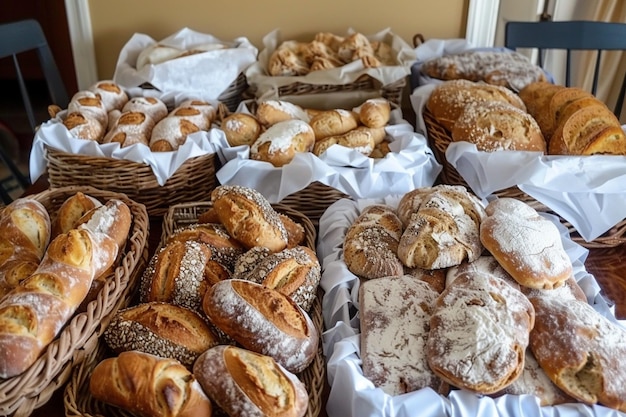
[64,0,98,90]
[466,0,501,47]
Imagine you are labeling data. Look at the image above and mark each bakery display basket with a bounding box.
[0,186,149,417]
[64,201,325,417]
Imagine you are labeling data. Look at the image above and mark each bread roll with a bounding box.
[63,111,105,141]
[267,42,309,76]
[150,117,201,152]
[360,275,444,396]
[356,98,391,128]
[68,91,108,127]
[104,301,219,367]
[178,99,216,122]
[122,96,168,123]
[89,350,212,417]
[203,279,318,373]
[194,345,309,417]
[309,109,359,141]
[480,198,572,290]
[102,111,155,147]
[255,100,310,126]
[427,271,535,394]
[451,101,546,152]
[280,213,306,248]
[250,119,315,166]
[211,185,288,252]
[343,204,404,280]
[89,80,128,111]
[529,296,626,411]
[221,112,263,147]
[50,191,102,239]
[169,106,211,131]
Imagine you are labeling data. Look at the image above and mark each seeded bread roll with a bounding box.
[451,101,546,152]
[89,350,212,417]
[309,109,359,141]
[194,345,309,417]
[343,204,404,280]
[427,271,535,394]
[203,279,318,373]
[221,112,263,147]
[104,302,219,368]
[480,198,572,290]
[360,275,445,396]
[211,185,288,252]
[250,119,315,167]
[529,296,626,411]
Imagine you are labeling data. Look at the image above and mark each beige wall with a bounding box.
[88,0,469,79]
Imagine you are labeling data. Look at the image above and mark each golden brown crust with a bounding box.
[256,100,310,127]
[357,98,391,128]
[222,113,263,147]
[51,192,102,239]
[149,117,200,152]
[250,119,315,167]
[309,109,359,141]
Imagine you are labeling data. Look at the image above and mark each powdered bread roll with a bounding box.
[168,106,211,131]
[89,80,128,111]
[102,111,155,147]
[122,96,168,123]
[250,119,315,167]
[211,185,288,252]
[451,101,546,152]
[343,204,404,280]
[221,112,262,147]
[480,198,572,289]
[427,271,535,394]
[529,296,626,411]
[193,345,309,417]
[178,99,216,122]
[63,111,105,141]
[360,275,444,396]
[445,255,519,290]
[356,98,391,128]
[150,117,201,152]
[256,99,310,126]
[68,91,108,127]
[203,279,319,373]
[309,109,359,140]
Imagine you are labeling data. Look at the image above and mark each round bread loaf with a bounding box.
[202,279,318,373]
[528,296,626,412]
[343,204,404,280]
[250,119,315,167]
[150,116,201,152]
[479,197,572,289]
[104,301,219,367]
[221,112,263,147]
[68,91,108,127]
[193,345,309,417]
[178,99,216,122]
[88,80,128,111]
[451,100,546,152]
[427,271,535,394]
[168,106,211,131]
[211,185,288,252]
[102,111,155,147]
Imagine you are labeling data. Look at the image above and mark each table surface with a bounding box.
[22,176,626,416]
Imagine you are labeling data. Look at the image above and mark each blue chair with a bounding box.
[504,20,626,118]
[0,18,69,204]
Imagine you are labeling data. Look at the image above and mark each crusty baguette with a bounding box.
[50,191,102,239]
[0,200,131,378]
[89,350,212,417]
[194,345,308,417]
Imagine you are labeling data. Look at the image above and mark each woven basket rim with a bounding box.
[64,200,325,417]
[0,185,149,417]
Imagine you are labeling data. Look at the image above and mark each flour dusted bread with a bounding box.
[122,96,168,123]
[528,296,626,411]
[88,80,128,111]
[427,271,535,394]
[343,204,404,280]
[68,91,108,127]
[51,191,102,239]
[221,112,262,147]
[397,185,486,269]
[89,350,212,417]
[356,98,391,128]
[150,116,201,152]
[360,275,444,396]
[250,119,315,167]
[211,185,288,252]
[480,198,572,290]
[102,110,155,147]
[202,279,318,373]
[194,345,309,417]
[256,99,310,126]
[63,111,105,141]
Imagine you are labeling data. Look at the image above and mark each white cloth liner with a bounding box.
[318,196,626,417]
[113,27,258,104]
[29,114,231,186]
[214,103,441,203]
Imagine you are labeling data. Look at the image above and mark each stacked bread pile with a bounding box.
[89,185,320,417]
[420,50,547,92]
[342,184,626,412]
[268,31,396,76]
[220,97,394,166]
[0,192,132,378]
[426,79,547,153]
[519,81,626,155]
[55,80,217,152]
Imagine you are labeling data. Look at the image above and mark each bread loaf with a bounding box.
[89,350,212,417]
[256,100,310,126]
[63,111,105,141]
[102,111,155,147]
[88,80,128,111]
[528,296,626,411]
[203,279,318,373]
[168,106,211,131]
[178,99,216,123]
[0,198,51,297]
[356,98,391,128]
[479,198,572,290]
[343,204,404,280]
[211,185,288,252]
[250,119,315,167]
[50,191,102,239]
[104,301,219,367]
[427,271,535,394]
[122,96,168,123]
[194,345,309,417]
[68,91,108,127]
[221,112,263,147]
[150,116,201,152]
[308,109,359,141]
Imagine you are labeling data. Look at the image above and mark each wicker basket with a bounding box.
[45,147,219,218]
[65,201,326,417]
[0,186,149,417]
[423,107,626,248]
[279,181,351,228]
